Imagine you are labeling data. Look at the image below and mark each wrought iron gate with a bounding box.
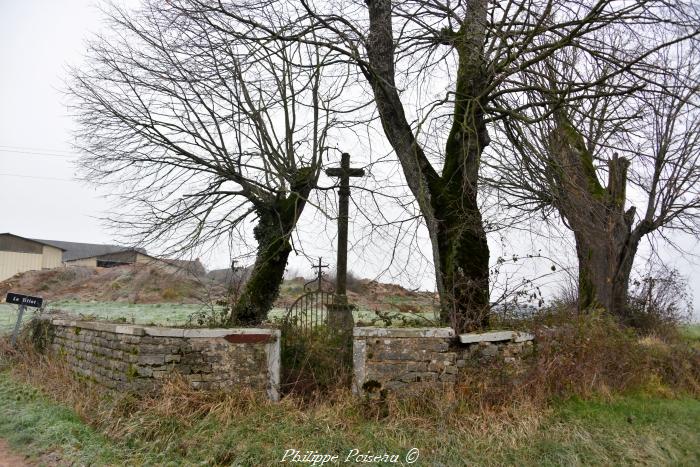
[284,289,335,334]
[281,259,352,395]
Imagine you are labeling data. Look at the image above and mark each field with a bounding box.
[0,301,436,335]
[0,265,439,335]
[0,370,698,465]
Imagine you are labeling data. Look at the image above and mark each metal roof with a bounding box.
[0,233,66,251]
[30,238,147,262]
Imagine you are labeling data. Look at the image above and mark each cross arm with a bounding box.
[326,168,365,178]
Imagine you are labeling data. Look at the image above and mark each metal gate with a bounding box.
[281,259,352,394]
[284,289,335,334]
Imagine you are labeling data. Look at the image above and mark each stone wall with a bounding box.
[353,327,534,396]
[352,327,457,394]
[38,317,281,401]
[456,330,534,368]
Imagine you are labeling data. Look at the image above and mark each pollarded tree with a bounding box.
[186,0,698,331]
[70,3,347,324]
[490,42,700,322]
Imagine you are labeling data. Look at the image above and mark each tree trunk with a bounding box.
[229,207,294,325]
[365,0,491,332]
[548,117,641,319]
[435,204,490,331]
[229,170,316,325]
[574,225,640,317]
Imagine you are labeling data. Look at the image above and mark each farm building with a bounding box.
[0,233,206,281]
[32,239,149,268]
[0,233,65,281]
[34,238,206,276]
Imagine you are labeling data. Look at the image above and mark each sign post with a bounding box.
[6,293,44,347]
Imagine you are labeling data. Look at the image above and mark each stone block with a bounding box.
[139,354,166,366]
[164,354,181,363]
[438,373,457,382]
[480,344,499,358]
[398,371,437,383]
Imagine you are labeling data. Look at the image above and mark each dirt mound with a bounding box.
[0,265,435,312]
[0,265,222,304]
[272,276,437,313]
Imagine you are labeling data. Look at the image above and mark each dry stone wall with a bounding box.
[456,330,534,368]
[38,317,280,400]
[352,327,457,394]
[353,327,534,396]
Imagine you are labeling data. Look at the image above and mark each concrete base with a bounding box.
[327,303,354,332]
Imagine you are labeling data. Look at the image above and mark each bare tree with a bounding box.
[489,38,700,322]
[69,2,347,324]
[179,0,698,332]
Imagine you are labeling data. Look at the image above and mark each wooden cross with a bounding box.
[326,152,365,301]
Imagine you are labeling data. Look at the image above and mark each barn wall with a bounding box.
[65,257,98,267]
[97,250,138,263]
[41,245,63,269]
[0,251,43,281]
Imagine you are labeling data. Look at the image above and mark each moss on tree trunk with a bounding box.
[435,209,490,331]
[229,212,293,325]
[228,169,316,326]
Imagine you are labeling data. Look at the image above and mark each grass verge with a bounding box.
[0,369,698,466]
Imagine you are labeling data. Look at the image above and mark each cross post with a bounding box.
[311,257,329,291]
[325,152,364,330]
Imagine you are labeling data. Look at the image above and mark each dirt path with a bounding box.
[0,439,30,467]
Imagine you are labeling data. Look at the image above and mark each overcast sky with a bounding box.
[1,0,698,321]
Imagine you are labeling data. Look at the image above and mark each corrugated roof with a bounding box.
[0,233,66,250]
[31,239,147,262]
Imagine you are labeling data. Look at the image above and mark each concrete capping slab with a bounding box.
[352,338,367,395]
[266,336,281,402]
[51,319,145,336]
[353,327,455,338]
[49,318,279,340]
[182,328,279,339]
[513,332,535,342]
[181,329,232,338]
[143,327,185,338]
[459,330,534,344]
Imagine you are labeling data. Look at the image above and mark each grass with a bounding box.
[0,373,126,464]
[682,324,700,342]
[524,396,700,465]
[0,311,698,465]
[0,369,698,465]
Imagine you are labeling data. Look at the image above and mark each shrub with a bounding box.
[625,268,692,336]
[161,287,180,300]
[458,310,700,409]
[186,306,229,328]
[280,323,352,399]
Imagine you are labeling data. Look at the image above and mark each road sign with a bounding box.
[6,293,43,308]
[6,293,44,347]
